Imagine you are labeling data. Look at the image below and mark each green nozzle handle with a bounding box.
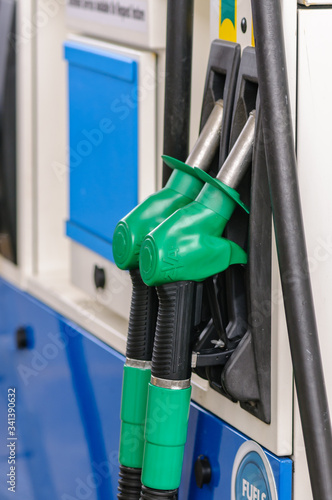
[139,112,256,286]
[113,166,203,270]
[139,179,248,286]
[113,100,224,270]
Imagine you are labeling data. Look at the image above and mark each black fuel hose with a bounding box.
[251,1,332,498]
[162,0,194,186]
[117,271,158,500]
[140,485,178,500]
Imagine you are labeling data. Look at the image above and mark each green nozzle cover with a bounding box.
[113,163,204,270]
[141,384,192,490]
[139,177,249,286]
[119,365,151,468]
[195,168,249,214]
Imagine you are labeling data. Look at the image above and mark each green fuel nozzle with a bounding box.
[139,111,256,287]
[139,111,256,495]
[112,100,224,270]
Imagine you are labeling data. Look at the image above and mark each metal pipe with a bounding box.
[186,100,224,169]
[162,0,194,186]
[251,1,332,498]
[217,111,256,189]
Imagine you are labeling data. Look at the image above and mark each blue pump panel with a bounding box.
[181,407,292,499]
[64,41,139,261]
[0,279,292,499]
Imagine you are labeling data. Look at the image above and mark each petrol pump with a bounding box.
[1,1,332,499]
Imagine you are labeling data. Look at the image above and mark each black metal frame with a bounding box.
[0,0,17,264]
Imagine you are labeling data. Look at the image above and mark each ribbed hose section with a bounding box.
[152,281,196,381]
[118,465,142,499]
[140,485,178,500]
[126,269,158,361]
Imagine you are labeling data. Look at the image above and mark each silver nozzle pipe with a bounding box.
[186,99,224,170]
[217,110,256,189]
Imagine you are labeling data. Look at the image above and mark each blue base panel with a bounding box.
[0,278,292,499]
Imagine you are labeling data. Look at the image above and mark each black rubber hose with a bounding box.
[251,1,332,498]
[139,282,195,500]
[140,485,178,500]
[118,466,142,500]
[126,269,158,361]
[152,281,196,380]
[162,0,194,186]
[117,270,158,499]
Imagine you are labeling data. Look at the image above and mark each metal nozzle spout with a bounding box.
[186,99,224,171]
[217,110,256,189]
